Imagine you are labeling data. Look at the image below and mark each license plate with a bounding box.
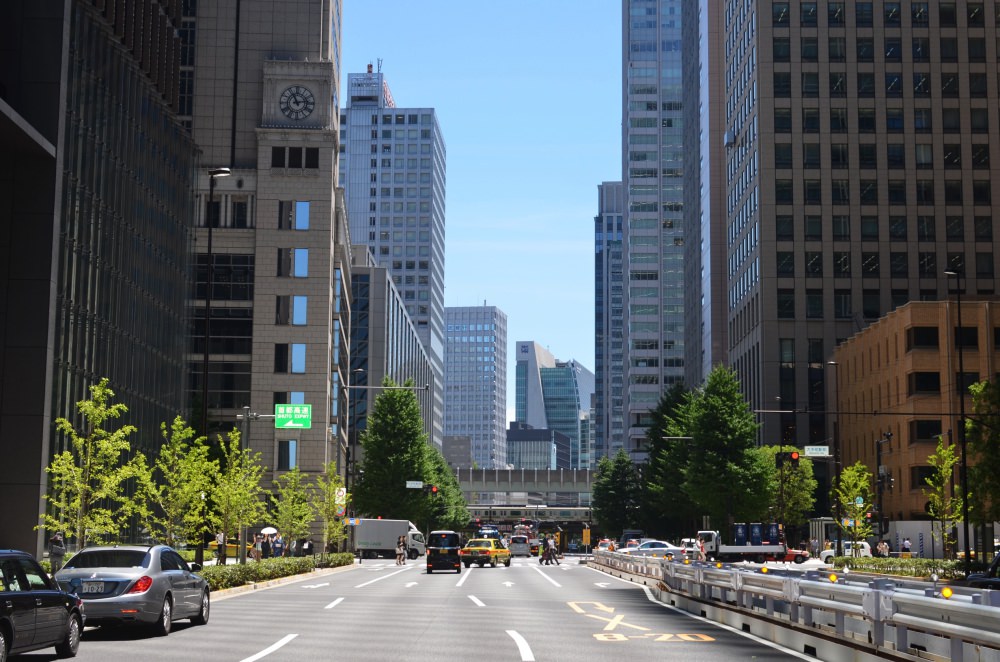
[81,581,104,594]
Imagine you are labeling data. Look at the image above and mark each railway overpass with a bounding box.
[453,467,595,495]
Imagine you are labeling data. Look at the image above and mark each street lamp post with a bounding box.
[827,361,843,557]
[198,166,229,567]
[945,268,971,575]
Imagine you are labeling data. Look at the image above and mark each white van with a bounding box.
[820,541,872,563]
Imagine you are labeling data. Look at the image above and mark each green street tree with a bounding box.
[209,428,267,564]
[682,366,766,531]
[270,467,315,553]
[968,380,1000,525]
[136,416,217,548]
[922,434,963,556]
[833,461,875,554]
[352,379,434,524]
[315,460,349,553]
[767,445,818,534]
[426,448,468,531]
[640,384,698,540]
[39,378,145,548]
[592,448,641,538]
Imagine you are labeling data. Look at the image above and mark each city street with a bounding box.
[36,558,806,661]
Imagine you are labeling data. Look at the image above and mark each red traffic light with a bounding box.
[789,451,800,461]
[430,485,438,494]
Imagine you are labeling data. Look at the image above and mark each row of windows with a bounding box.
[773,2,992,29]
[774,35,996,63]
[369,187,434,198]
[775,142,990,170]
[271,146,320,169]
[339,112,433,126]
[773,285,988,320]
[774,178,993,205]
[775,213,993,242]
[775,250,994,278]
[774,106,990,134]
[773,71,992,98]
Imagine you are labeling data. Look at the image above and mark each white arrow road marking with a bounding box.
[302,582,329,589]
[594,582,610,588]
[354,566,411,588]
[405,582,418,588]
[324,598,344,609]
[240,634,298,662]
[502,581,515,587]
[506,630,535,661]
[468,595,485,607]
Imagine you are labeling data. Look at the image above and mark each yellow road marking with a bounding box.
[567,601,615,614]
[586,613,650,632]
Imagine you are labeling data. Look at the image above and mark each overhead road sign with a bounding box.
[275,404,312,429]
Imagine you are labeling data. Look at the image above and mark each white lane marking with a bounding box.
[455,567,471,587]
[594,582,610,588]
[354,566,411,588]
[468,594,486,607]
[582,565,816,661]
[405,582,418,588]
[502,581,515,587]
[239,634,298,662]
[323,598,344,609]
[530,564,562,587]
[506,630,535,661]
[301,582,329,589]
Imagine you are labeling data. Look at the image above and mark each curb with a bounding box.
[210,563,359,602]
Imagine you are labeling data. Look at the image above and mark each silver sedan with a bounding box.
[621,539,683,559]
[55,545,209,635]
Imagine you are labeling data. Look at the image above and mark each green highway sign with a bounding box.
[275,404,312,429]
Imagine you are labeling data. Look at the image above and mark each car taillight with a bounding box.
[125,576,153,594]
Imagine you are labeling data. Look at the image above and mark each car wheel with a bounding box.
[794,554,806,565]
[0,627,8,662]
[478,561,485,568]
[463,561,471,568]
[490,557,497,568]
[54,613,81,658]
[191,590,210,625]
[153,596,173,636]
[408,548,419,560]
[504,557,511,567]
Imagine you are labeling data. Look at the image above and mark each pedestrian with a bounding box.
[48,532,66,573]
[396,535,406,565]
[545,536,560,565]
[252,533,262,561]
[877,540,890,557]
[261,534,271,559]
[810,537,820,557]
[697,536,707,562]
[273,533,285,557]
[902,537,912,555]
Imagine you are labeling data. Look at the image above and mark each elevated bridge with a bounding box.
[453,467,595,495]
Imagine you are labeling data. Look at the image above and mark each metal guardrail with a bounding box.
[594,550,1000,660]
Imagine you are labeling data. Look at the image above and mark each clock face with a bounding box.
[279,85,316,120]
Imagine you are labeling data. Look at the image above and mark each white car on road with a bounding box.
[621,540,683,559]
[820,541,872,563]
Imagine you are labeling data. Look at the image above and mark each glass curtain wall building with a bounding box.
[594,182,626,460]
[444,306,508,469]
[622,0,688,458]
[340,67,446,449]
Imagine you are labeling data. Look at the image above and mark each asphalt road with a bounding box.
[18,557,810,661]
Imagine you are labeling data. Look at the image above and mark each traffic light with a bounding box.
[776,452,785,468]
[430,485,438,495]
[789,451,800,467]
[776,451,801,467]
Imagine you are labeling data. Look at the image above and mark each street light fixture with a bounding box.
[200,167,231,440]
[944,267,971,575]
[827,360,843,557]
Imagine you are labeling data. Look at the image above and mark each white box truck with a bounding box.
[355,519,426,560]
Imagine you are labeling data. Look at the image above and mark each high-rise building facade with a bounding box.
[444,305,507,469]
[189,1,351,493]
[721,1,1000,447]
[621,0,688,457]
[594,182,626,460]
[340,67,446,449]
[1,1,195,554]
[515,342,595,469]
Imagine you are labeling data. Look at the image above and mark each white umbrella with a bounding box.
[261,526,278,535]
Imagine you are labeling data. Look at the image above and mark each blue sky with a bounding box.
[341,2,622,418]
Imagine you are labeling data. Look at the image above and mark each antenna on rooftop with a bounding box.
[377,58,383,73]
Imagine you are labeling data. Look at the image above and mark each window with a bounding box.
[803,144,820,169]
[910,420,942,444]
[913,73,930,97]
[291,343,306,373]
[857,73,875,97]
[861,251,880,276]
[890,252,908,276]
[828,2,844,26]
[776,251,795,276]
[775,143,793,168]
[969,38,987,62]
[833,251,851,276]
[805,251,823,275]
[912,37,930,62]
[888,180,906,204]
[830,143,849,168]
[829,37,846,62]
[939,3,957,27]
[776,215,794,240]
[855,2,873,27]
[909,371,940,394]
[831,180,850,204]
[829,72,847,96]
[278,440,298,470]
[911,2,928,26]
[975,216,993,241]
[885,73,902,96]
[804,179,822,204]
[773,37,791,61]
[772,2,790,25]
[777,289,795,318]
[800,2,817,26]
[887,144,905,168]
[970,108,989,133]
[917,251,936,276]
[801,37,818,62]
[914,108,932,132]
[858,108,876,132]
[856,38,874,62]
[976,252,994,278]
[278,201,310,230]
[834,289,851,318]
[276,248,309,277]
[941,73,959,97]
[886,109,904,132]
[884,2,901,26]
[860,215,879,240]
[832,215,850,240]
[885,38,902,62]
[775,180,793,204]
[889,216,907,240]
[968,2,985,27]
[969,73,988,98]
[802,108,819,132]
[859,144,877,168]
[862,289,880,318]
[830,108,847,132]
[915,181,934,205]
[945,216,964,241]
[915,144,933,168]
[908,327,939,349]
[774,72,792,96]
[774,108,792,132]
[806,289,823,318]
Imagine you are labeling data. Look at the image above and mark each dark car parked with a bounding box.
[967,554,1000,590]
[426,531,462,574]
[0,549,84,659]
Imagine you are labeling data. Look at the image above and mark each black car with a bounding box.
[967,554,1000,590]
[0,549,84,659]
[426,531,462,574]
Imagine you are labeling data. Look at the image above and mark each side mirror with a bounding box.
[189,563,202,572]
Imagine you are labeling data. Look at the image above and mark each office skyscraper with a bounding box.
[594,182,626,460]
[719,1,1000,446]
[188,1,351,486]
[340,66,446,449]
[515,342,595,469]
[622,0,688,457]
[444,305,508,469]
[1,1,194,554]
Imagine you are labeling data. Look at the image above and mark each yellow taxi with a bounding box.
[459,538,512,568]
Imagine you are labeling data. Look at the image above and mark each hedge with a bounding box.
[199,553,354,591]
[826,555,989,580]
